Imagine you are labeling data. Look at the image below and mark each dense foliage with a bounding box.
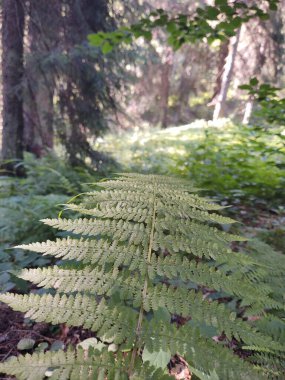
[95,120,285,204]
[0,154,104,293]
[0,174,284,379]
[240,79,285,127]
[89,1,279,51]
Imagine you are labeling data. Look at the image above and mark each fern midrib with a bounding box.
[129,182,157,375]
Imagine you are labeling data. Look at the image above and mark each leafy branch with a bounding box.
[88,1,279,53]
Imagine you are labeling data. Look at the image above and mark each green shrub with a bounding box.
[0,174,284,379]
[179,124,285,202]
[0,153,100,292]
[96,120,285,204]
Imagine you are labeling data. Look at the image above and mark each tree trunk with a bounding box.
[208,39,230,107]
[270,7,284,78]
[1,0,25,175]
[242,18,267,125]
[60,0,114,166]
[24,56,55,157]
[23,0,59,157]
[212,28,241,121]
[160,48,172,129]
[242,96,254,125]
[160,63,171,128]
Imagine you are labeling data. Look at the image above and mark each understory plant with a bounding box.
[95,121,285,205]
[0,153,99,292]
[0,174,284,379]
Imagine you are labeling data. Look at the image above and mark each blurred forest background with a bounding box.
[0,0,284,369]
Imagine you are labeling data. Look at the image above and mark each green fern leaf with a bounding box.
[1,173,284,380]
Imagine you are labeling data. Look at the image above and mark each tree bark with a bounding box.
[160,48,173,129]
[1,0,25,174]
[160,63,171,128]
[23,0,59,157]
[242,18,267,125]
[211,28,241,121]
[60,0,115,166]
[208,40,230,107]
[242,96,254,125]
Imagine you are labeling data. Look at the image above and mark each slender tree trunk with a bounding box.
[177,51,193,124]
[160,49,172,129]
[160,63,170,128]
[208,39,229,106]
[242,96,254,125]
[212,28,241,121]
[270,8,284,78]
[1,0,25,174]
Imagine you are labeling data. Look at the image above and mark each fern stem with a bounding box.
[129,186,157,376]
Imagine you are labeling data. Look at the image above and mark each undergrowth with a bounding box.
[95,119,285,205]
[0,153,99,292]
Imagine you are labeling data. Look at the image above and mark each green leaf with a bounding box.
[235,3,248,9]
[102,41,114,54]
[220,5,235,16]
[142,347,171,369]
[154,15,168,27]
[152,307,171,323]
[205,6,220,20]
[142,31,152,41]
[102,41,113,54]
[88,34,103,47]
[166,21,177,33]
[17,338,35,351]
[269,2,278,11]
[215,0,228,6]
[258,13,270,20]
[239,84,251,90]
[231,17,243,28]
[250,77,259,86]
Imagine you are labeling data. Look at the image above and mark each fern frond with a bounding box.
[16,238,144,268]
[249,352,285,379]
[150,256,275,307]
[158,216,245,242]
[1,173,284,380]
[143,286,284,352]
[17,266,119,295]
[66,203,152,223]
[153,229,230,258]
[0,348,132,380]
[0,293,137,344]
[97,174,199,193]
[17,239,275,312]
[143,320,267,380]
[41,218,147,245]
